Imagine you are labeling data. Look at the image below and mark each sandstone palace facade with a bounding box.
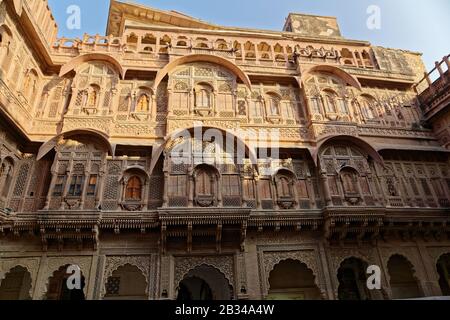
[0,0,449,300]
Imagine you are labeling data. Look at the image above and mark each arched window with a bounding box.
[244,41,256,59]
[195,85,212,109]
[126,33,138,51]
[194,165,218,207]
[324,92,337,113]
[196,170,213,196]
[88,90,97,106]
[195,38,209,49]
[87,85,99,107]
[310,97,322,114]
[0,159,14,198]
[360,96,377,120]
[176,36,188,47]
[136,94,149,112]
[267,94,280,116]
[68,164,85,197]
[23,69,38,100]
[248,99,263,118]
[216,40,228,50]
[340,168,359,195]
[125,176,142,201]
[338,99,349,114]
[278,176,291,197]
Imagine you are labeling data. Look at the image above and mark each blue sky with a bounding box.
[48,0,449,72]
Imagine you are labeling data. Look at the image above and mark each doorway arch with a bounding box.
[176,265,233,300]
[0,266,32,300]
[437,253,450,296]
[337,257,371,300]
[387,255,422,299]
[46,265,86,300]
[104,264,148,300]
[267,259,321,300]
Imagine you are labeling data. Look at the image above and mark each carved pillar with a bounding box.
[351,51,359,67]
[240,44,246,62]
[167,88,173,116]
[43,170,58,210]
[80,169,90,209]
[357,51,366,68]
[232,90,237,117]
[435,61,444,76]
[320,172,333,207]
[270,179,279,210]
[60,158,74,210]
[188,172,194,207]
[162,172,169,208]
[109,88,117,114]
[213,92,218,117]
[416,241,443,296]
[143,179,150,210]
[151,95,157,119]
[293,180,301,209]
[444,56,450,70]
[95,169,105,208]
[155,36,160,54]
[216,174,223,207]
[240,174,247,208]
[255,177,262,210]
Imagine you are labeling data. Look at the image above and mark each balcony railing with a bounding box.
[414,54,450,119]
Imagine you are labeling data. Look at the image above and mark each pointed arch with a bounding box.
[302,65,362,91]
[149,126,258,175]
[153,54,252,91]
[314,135,384,166]
[59,53,125,78]
[37,129,114,160]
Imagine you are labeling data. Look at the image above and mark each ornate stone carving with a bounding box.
[174,255,235,291]
[101,255,152,298]
[0,257,41,298]
[38,256,93,300]
[260,249,327,299]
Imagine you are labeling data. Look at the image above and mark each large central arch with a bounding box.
[301,65,362,91]
[313,135,384,166]
[149,126,258,175]
[37,128,114,161]
[59,53,125,78]
[153,54,252,91]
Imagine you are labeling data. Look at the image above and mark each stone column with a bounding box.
[151,95,157,119]
[162,172,169,208]
[95,169,105,209]
[435,61,444,76]
[357,51,366,68]
[270,179,279,210]
[320,172,333,207]
[86,254,99,300]
[188,173,194,207]
[143,179,149,210]
[293,180,301,209]
[80,169,90,209]
[216,174,223,207]
[416,241,443,296]
[32,255,48,300]
[60,158,74,210]
[43,170,58,210]
[255,178,262,210]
